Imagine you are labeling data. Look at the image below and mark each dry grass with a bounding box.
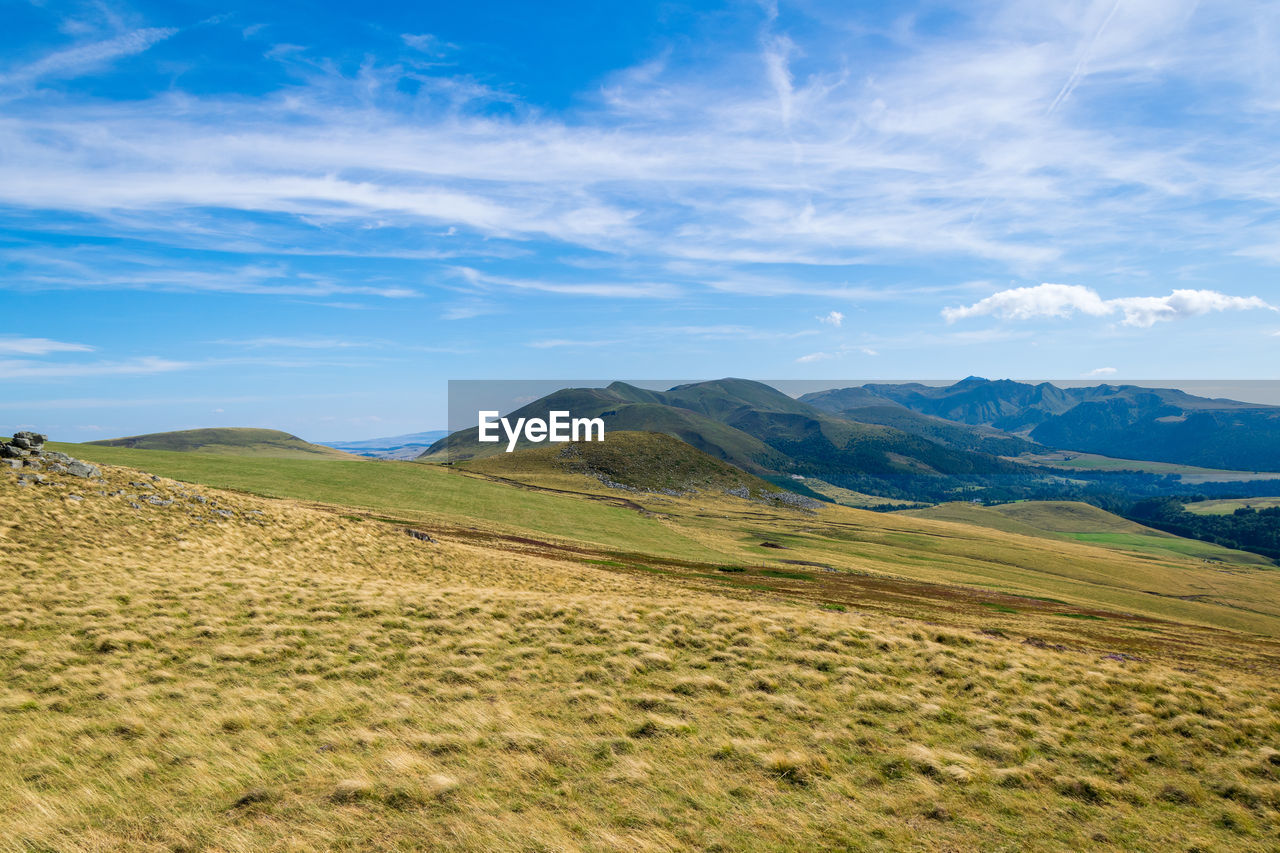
[2,464,1279,851]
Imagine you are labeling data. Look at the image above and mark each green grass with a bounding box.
[1020,451,1280,483]
[1185,497,1280,515]
[55,442,723,560]
[1062,531,1272,563]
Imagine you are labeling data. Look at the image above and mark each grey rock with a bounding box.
[2,459,21,470]
[66,460,101,479]
[67,494,83,502]
[18,473,45,484]
[129,501,142,509]
[44,451,73,464]
[22,459,43,469]
[214,509,234,518]
[145,496,173,507]
[47,463,68,474]
[0,444,27,459]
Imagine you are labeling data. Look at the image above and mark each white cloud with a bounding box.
[1,28,177,92]
[0,356,191,379]
[1084,366,1117,376]
[817,310,844,327]
[796,351,835,363]
[526,338,619,349]
[215,337,366,349]
[944,284,1275,327]
[0,336,94,355]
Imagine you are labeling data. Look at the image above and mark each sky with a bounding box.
[3,0,1280,441]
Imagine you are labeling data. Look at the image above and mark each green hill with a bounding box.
[903,500,1274,566]
[461,430,786,496]
[87,428,354,459]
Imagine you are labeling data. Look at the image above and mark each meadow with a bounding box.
[3,443,1279,850]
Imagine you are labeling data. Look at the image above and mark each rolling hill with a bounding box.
[460,430,790,498]
[902,500,1275,566]
[87,427,355,459]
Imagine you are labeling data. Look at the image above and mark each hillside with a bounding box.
[799,389,1040,457]
[461,430,788,497]
[87,427,354,459]
[5,447,1280,850]
[902,500,1274,566]
[62,440,1280,638]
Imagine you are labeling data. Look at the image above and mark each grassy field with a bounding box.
[61,441,1280,639]
[1019,450,1280,484]
[902,500,1276,568]
[1186,497,1280,515]
[4,459,1280,851]
[54,442,721,561]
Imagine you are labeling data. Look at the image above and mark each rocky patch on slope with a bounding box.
[1,431,101,480]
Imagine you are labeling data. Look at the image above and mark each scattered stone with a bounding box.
[66,460,101,479]
[145,496,174,507]
[67,494,83,502]
[48,463,68,474]
[214,509,234,518]
[2,459,20,470]
[407,528,437,543]
[22,459,42,469]
[129,502,142,509]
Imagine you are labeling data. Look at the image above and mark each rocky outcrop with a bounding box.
[1,432,101,478]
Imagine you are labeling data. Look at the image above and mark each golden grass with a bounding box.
[3,463,1280,850]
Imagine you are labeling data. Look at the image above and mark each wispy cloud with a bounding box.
[944,284,1275,327]
[0,356,191,379]
[454,267,680,299]
[816,311,844,327]
[2,27,177,93]
[1084,366,1117,377]
[0,336,94,355]
[2,0,1276,290]
[214,337,369,349]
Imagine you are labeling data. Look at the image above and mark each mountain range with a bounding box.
[424,377,1280,502]
[805,378,1280,471]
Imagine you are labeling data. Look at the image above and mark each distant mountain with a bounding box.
[812,378,1280,471]
[423,378,1025,499]
[319,430,449,460]
[799,388,1041,457]
[87,428,354,459]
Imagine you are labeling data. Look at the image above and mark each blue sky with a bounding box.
[3,0,1280,441]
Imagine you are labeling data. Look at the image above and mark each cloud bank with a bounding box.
[943,284,1275,327]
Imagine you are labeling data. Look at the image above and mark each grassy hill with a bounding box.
[60,440,1280,638]
[4,446,1280,850]
[461,431,786,497]
[902,500,1275,566]
[87,427,354,459]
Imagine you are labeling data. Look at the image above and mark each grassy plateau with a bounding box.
[2,434,1279,850]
